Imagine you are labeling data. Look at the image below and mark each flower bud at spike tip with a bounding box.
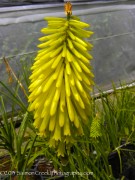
[65,1,72,20]
[28,2,94,156]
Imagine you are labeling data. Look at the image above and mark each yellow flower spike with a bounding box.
[28,1,94,156]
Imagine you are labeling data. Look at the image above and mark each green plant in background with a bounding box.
[0,96,38,180]
[0,57,39,180]
[91,86,135,179]
[28,2,94,155]
[98,86,135,149]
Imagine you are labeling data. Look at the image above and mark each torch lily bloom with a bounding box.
[28,2,94,156]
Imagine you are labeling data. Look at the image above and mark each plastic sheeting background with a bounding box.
[0,1,135,110]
